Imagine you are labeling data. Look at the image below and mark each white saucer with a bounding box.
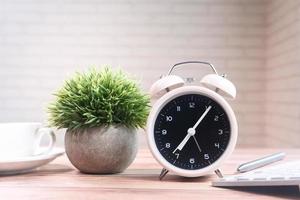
[0,148,65,175]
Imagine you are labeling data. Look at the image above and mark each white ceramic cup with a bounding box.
[0,122,56,159]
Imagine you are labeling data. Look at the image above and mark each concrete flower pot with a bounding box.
[65,126,138,174]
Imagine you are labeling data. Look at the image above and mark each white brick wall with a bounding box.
[0,0,275,147]
[265,0,300,147]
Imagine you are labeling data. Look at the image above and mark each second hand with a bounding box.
[192,135,202,153]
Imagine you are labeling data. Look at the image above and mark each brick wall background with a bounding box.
[265,0,300,147]
[0,0,299,147]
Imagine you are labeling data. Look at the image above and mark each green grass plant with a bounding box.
[48,67,150,130]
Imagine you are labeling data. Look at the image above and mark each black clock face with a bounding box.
[154,93,231,170]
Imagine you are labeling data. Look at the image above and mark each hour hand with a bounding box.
[172,128,195,153]
[172,134,190,153]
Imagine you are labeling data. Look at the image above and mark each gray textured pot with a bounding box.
[65,126,138,174]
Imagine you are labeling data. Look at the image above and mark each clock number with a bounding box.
[189,158,195,164]
[175,153,179,159]
[204,154,210,160]
[176,106,181,112]
[218,129,223,135]
[165,143,170,148]
[214,115,219,121]
[166,116,173,122]
[189,102,195,108]
[162,129,167,135]
[214,143,220,148]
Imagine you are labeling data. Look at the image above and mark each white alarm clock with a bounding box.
[146,61,238,179]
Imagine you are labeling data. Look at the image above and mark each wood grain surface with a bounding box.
[0,148,299,200]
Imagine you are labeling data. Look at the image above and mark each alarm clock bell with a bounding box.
[150,75,184,98]
[200,74,236,100]
[150,72,236,100]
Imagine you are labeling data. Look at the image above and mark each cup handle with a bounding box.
[34,127,56,156]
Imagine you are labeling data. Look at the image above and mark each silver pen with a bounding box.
[237,152,286,173]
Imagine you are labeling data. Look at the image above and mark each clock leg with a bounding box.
[159,168,169,180]
[214,169,223,178]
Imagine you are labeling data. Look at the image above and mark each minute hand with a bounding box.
[192,106,212,130]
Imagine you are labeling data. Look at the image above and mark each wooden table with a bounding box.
[0,148,299,200]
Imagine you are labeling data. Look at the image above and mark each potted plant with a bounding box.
[48,67,150,174]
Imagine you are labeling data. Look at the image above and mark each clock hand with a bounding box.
[172,128,195,153]
[192,105,212,130]
[192,135,202,153]
[172,105,212,154]
[189,106,211,154]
